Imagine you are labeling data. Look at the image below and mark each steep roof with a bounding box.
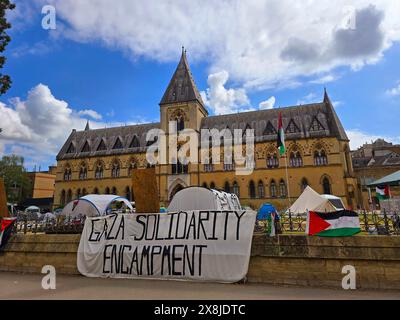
[201,93,349,142]
[159,48,204,106]
[57,122,160,161]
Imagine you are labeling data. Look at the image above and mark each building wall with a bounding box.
[27,172,56,199]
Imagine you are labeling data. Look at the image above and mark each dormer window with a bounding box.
[113,137,123,150]
[97,139,107,151]
[129,136,140,148]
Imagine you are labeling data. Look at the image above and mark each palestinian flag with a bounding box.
[277,112,285,156]
[0,217,16,250]
[376,185,390,200]
[307,210,360,237]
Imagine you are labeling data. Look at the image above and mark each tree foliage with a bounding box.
[0,0,15,95]
[0,155,32,203]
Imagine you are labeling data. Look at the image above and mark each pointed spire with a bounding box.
[323,87,330,103]
[85,120,90,131]
[160,48,204,107]
[322,87,348,141]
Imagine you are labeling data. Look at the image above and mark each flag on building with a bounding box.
[0,217,16,250]
[376,185,390,200]
[277,112,285,156]
[306,210,361,237]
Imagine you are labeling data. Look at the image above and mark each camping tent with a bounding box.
[25,206,40,213]
[167,187,242,212]
[287,186,344,214]
[257,203,278,221]
[61,194,134,217]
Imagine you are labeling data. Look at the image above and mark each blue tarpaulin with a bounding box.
[257,203,278,221]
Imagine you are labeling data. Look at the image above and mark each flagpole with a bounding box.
[284,152,292,207]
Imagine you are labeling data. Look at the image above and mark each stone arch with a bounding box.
[168,178,188,201]
[320,175,332,195]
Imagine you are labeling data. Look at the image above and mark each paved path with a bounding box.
[0,272,399,300]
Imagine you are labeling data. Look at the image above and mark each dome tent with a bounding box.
[167,187,242,212]
[257,203,278,221]
[61,194,134,218]
[287,186,344,214]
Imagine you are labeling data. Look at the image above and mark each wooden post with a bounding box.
[0,177,9,217]
[131,168,160,213]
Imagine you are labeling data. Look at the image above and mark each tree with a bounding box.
[0,0,15,95]
[0,155,32,203]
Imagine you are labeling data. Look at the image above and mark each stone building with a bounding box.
[352,139,400,208]
[54,50,359,210]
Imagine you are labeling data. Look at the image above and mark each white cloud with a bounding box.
[201,70,251,115]
[33,0,400,89]
[259,96,276,110]
[346,129,400,150]
[386,82,400,96]
[297,93,318,105]
[310,74,340,84]
[78,109,103,120]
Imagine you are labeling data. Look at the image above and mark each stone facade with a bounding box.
[54,50,359,211]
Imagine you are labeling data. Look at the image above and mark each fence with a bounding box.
[11,209,400,236]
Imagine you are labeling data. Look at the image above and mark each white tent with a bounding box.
[61,194,134,217]
[167,187,242,212]
[287,186,343,214]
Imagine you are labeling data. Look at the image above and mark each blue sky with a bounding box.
[0,0,399,170]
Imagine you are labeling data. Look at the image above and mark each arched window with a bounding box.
[111,187,117,195]
[322,177,331,195]
[64,165,72,181]
[202,182,208,189]
[279,180,287,198]
[67,189,72,203]
[266,153,279,168]
[224,181,231,193]
[125,187,131,201]
[258,181,265,198]
[210,182,216,190]
[82,188,87,196]
[79,163,87,180]
[76,189,81,199]
[128,159,137,177]
[314,149,328,166]
[95,162,104,179]
[60,190,66,206]
[111,160,120,178]
[233,181,240,197]
[270,180,277,198]
[249,180,256,199]
[301,178,309,192]
[93,187,99,195]
[177,117,185,132]
[105,187,110,195]
[289,151,303,167]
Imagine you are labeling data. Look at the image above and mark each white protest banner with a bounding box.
[77,210,257,283]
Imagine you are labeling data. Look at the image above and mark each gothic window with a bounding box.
[258,181,265,198]
[289,151,303,167]
[322,177,331,195]
[224,181,231,193]
[263,121,277,135]
[249,180,256,199]
[172,159,188,175]
[95,162,104,179]
[309,116,325,132]
[233,181,240,197]
[210,182,216,190]
[314,149,328,166]
[279,179,287,198]
[266,153,279,168]
[97,139,107,151]
[128,159,137,177]
[64,165,72,181]
[66,143,75,154]
[286,119,300,134]
[177,117,185,132]
[270,180,277,198]
[301,178,309,192]
[66,189,72,203]
[60,190,66,206]
[113,137,123,150]
[79,163,87,180]
[125,187,131,201]
[93,188,99,195]
[129,136,140,148]
[105,187,110,195]
[202,182,208,189]
[81,141,90,153]
[76,189,81,199]
[111,187,117,195]
[111,161,120,178]
[82,188,87,196]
